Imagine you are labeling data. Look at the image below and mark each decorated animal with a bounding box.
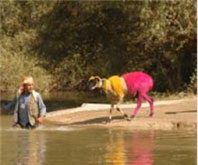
[88,72,154,122]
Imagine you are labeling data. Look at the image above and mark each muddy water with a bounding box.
[0,116,196,165]
[0,92,196,165]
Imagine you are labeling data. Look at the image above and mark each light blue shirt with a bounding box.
[18,93,30,127]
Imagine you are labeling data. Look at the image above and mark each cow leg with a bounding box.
[116,106,130,121]
[115,97,130,121]
[131,94,142,118]
[142,93,154,117]
[108,103,114,122]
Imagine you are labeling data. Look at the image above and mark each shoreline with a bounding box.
[45,96,196,130]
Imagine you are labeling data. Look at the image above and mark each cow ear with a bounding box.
[95,78,100,83]
[95,76,101,81]
[89,76,95,81]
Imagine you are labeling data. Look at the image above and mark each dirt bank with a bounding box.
[45,96,196,130]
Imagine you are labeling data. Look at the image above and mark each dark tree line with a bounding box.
[1,0,196,93]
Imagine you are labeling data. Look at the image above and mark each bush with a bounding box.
[0,31,52,93]
[0,53,52,93]
[187,69,197,94]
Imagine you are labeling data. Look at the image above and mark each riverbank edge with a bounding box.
[45,96,197,130]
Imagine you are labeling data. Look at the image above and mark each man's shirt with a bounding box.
[4,91,46,126]
[18,93,30,127]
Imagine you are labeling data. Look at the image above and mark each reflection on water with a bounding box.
[1,120,47,165]
[104,130,154,165]
[105,130,126,164]
[125,131,154,165]
[1,118,196,165]
[15,132,46,165]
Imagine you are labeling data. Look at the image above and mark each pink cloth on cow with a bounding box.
[122,72,154,96]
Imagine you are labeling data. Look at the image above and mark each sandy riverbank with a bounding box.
[45,96,196,130]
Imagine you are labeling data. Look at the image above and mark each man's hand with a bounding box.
[36,116,44,124]
[0,109,4,115]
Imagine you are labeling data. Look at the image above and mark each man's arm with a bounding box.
[0,97,17,114]
[36,94,46,123]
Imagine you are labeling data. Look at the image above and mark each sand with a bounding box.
[45,96,196,130]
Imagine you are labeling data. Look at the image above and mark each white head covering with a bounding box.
[22,76,34,85]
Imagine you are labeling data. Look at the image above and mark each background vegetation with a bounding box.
[0,0,196,94]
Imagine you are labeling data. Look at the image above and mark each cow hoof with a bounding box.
[149,113,154,117]
[123,114,131,121]
[106,119,112,123]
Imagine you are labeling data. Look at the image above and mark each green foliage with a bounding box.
[0,29,52,92]
[1,1,52,92]
[52,54,88,90]
[1,1,196,93]
[187,69,197,94]
[134,1,196,92]
[0,53,52,93]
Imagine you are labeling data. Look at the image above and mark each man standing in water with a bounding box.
[1,76,46,129]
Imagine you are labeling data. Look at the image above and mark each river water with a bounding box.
[0,92,196,165]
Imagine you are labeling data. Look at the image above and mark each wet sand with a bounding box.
[45,96,196,130]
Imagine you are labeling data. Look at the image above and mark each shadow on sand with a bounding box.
[72,116,128,125]
[165,110,196,115]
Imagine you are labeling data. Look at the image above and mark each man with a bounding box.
[1,76,46,129]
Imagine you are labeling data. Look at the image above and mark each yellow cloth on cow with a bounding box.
[103,79,111,92]
[105,76,125,99]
